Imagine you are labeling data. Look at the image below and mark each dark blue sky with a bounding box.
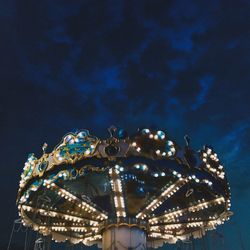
[1,0,250,249]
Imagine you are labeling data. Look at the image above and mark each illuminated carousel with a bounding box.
[16,127,232,249]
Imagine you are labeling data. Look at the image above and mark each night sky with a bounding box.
[1,0,250,249]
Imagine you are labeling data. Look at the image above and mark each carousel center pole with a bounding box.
[102,226,147,250]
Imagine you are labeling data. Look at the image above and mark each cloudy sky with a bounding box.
[1,0,250,249]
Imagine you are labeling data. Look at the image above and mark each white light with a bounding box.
[207,148,212,154]
[170,147,176,153]
[157,131,166,139]
[136,178,189,219]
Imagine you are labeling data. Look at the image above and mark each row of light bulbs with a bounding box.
[149,196,225,225]
[109,167,126,218]
[19,155,37,188]
[20,204,103,242]
[150,218,222,233]
[21,204,99,225]
[152,170,214,190]
[45,182,108,220]
[131,141,176,157]
[201,148,225,179]
[136,178,188,219]
[141,129,166,140]
[132,128,176,157]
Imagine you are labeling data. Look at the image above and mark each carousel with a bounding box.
[16,127,232,249]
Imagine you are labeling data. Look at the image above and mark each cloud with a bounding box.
[191,74,214,110]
